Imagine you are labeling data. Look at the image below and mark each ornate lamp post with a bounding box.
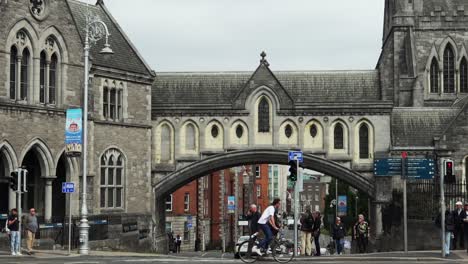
[79,14,113,255]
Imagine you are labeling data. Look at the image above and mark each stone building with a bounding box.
[0,0,155,251]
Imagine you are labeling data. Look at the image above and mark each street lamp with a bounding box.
[79,14,113,255]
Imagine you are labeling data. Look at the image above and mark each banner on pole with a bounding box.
[227,196,235,214]
[338,195,347,216]
[65,109,83,156]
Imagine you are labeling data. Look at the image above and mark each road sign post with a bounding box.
[401,152,408,254]
[62,182,75,255]
[288,150,302,258]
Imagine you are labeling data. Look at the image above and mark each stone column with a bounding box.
[44,179,53,222]
[153,195,168,254]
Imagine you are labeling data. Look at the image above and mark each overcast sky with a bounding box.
[96,0,385,72]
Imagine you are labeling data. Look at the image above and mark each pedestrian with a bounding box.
[300,206,314,256]
[7,208,21,256]
[175,234,182,253]
[354,214,370,253]
[332,217,346,255]
[24,208,38,255]
[311,211,322,256]
[462,203,468,253]
[245,204,261,235]
[436,207,455,257]
[257,198,281,255]
[452,201,465,250]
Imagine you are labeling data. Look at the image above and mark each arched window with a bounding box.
[20,48,30,100]
[102,80,123,121]
[334,123,344,150]
[160,124,171,162]
[430,58,439,93]
[285,124,293,138]
[258,97,270,133]
[236,125,243,138]
[100,149,124,209]
[359,124,370,159]
[49,53,57,104]
[211,125,219,138]
[443,44,455,93]
[185,123,196,151]
[39,51,46,103]
[461,58,468,93]
[9,46,17,100]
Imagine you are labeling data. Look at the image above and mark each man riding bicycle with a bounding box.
[257,198,281,254]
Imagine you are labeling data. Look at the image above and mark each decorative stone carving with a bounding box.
[30,0,49,20]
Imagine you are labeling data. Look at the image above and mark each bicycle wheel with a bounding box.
[238,240,261,263]
[271,240,295,263]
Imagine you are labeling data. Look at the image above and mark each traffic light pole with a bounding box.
[293,159,299,257]
[17,168,22,250]
[440,159,446,258]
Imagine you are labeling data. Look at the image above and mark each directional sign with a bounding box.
[374,158,402,176]
[288,151,303,163]
[406,158,435,180]
[62,182,75,193]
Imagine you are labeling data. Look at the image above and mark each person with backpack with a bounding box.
[437,207,456,257]
[300,206,314,256]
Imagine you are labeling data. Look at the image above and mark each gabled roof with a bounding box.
[391,108,459,147]
[67,0,154,77]
[152,69,381,110]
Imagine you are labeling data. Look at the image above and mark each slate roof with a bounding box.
[67,0,153,76]
[152,70,381,109]
[391,108,459,147]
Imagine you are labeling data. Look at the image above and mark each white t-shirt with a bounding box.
[258,205,275,225]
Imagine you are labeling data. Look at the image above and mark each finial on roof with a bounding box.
[96,0,104,5]
[260,51,269,67]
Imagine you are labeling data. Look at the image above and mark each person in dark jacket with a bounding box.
[245,204,261,235]
[300,207,314,256]
[462,203,468,253]
[436,208,455,257]
[332,217,346,255]
[312,211,322,256]
[353,214,370,253]
[452,201,465,250]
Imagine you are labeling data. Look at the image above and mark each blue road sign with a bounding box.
[374,158,435,179]
[288,151,303,163]
[374,158,402,176]
[62,182,75,193]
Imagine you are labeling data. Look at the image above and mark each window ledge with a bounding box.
[100,208,125,214]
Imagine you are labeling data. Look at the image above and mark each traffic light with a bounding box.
[288,160,298,182]
[9,171,18,191]
[444,160,455,184]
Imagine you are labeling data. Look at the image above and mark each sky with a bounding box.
[94,0,385,72]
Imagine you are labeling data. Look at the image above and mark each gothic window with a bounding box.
[165,195,173,212]
[10,47,17,100]
[310,124,318,138]
[20,48,30,100]
[49,54,57,104]
[160,124,171,162]
[443,44,455,93]
[185,123,196,151]
[334,123,344,150]
[258,97,270,133]
[184,193,190,212]
[211,125,219,138]
[430,58,439,93]
[39,51,46,103]
[461,58,468,93]
[236,125,243,138]
[100,149,124,209]
[359,124,370,159]
[103,81,123,121]
[285,124,293,138]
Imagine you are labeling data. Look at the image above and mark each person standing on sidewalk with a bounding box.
[175,234,182,253]
[354,214,370,253]
[299,206,313,256]
[452,201,465,250]
[311,211,322,256]
[7,208,21,256]
[24,208,38,255]
[436,207,455,257]
[332,217,346,255]
[462,203,468,253]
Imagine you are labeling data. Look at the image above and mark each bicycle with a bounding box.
[238,229,295,263]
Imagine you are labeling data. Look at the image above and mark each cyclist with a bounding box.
[257,198,281,255]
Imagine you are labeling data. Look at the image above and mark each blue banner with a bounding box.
[227,196,235,214]
[338,195,347,217]
[65,108,82,156]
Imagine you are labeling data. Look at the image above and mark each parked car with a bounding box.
[234,235,252,259]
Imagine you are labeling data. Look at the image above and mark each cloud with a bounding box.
[103,0,384,71]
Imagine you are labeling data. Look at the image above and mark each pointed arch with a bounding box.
[0,141,19,174]
[230,120,249,146]
[279,119,298,145]
[330,119,349,154]
[180,120,199,155]
[460,57,468,93]
[258,97,270,133]
[443,43,456,93]
[155,120,175,164]
[19,138,55,178]
[54,149,79,181]
[354,119,375,162]
[38,26,69,63]
[205,120,224,150]
[99,147,126,209]
[304,119,324,150]
[430,58,440,94]
[5,19,39,54]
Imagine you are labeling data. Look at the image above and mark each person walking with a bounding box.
[175,234,182,253]
[452,201,465,250]
[312,211,322,256]
[257,198,281,255]
[245,204,261,235]
[332,217,346,255]
[24,208,38,255]
[300,206,314,256]
[7,208,21,256]
[462,203,468,253]
[354,214,370,253]
[436,207,455,257]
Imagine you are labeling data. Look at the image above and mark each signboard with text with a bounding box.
[65,109,82,156]
[227,196,235,214]
[374,158,435,179]
[337,195,347,216]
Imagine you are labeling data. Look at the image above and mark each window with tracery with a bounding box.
[461,58,468,93]
[443,44,455,93]
[430,58,439,93]
[100,149,124,209]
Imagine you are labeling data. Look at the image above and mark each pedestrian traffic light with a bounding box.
[444,159,455,184]
[9,171,18,191]
[288,160,298,182]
